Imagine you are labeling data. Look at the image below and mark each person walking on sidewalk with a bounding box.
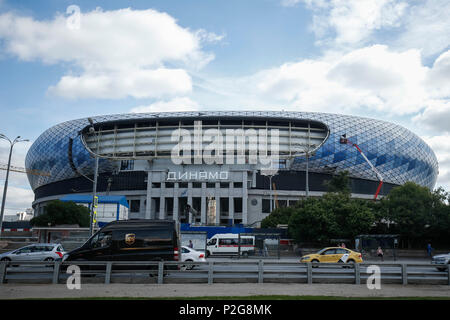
[377,246,384,262]
[427,243,433,259]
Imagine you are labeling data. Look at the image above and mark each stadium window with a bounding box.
[120,160,134,171]
[234,198,243,213]
[128,200,140,213]
[262,199,271,213]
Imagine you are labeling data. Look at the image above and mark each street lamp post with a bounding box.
[260,167,278,213]
[305,151,309,198]
[87,118,99,237]
[0,134,29,237]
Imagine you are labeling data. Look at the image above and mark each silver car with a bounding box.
[431,253,450,271]
[0,243,66,263]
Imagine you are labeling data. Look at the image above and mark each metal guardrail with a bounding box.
[0,260,449,285]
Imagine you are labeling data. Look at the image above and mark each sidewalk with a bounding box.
[1,283,449,299]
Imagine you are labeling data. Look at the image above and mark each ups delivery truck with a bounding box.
[64,219,180,265]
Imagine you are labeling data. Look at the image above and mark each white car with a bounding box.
[431,253,450,271]
[0,243,66,263]
[181,246,206,270]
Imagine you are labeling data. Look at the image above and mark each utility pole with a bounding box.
[87,118,99,236]
[0,134,29,237]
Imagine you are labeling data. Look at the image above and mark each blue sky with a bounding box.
[0,0,449,215]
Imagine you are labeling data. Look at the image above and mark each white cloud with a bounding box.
[0,185,34,216]
[395,0,450,57]
[48,68,192,99]
[247,45,428,115]
[426,50,450,98]
[0,140,34,203]
[301,0,408,46]
[423,134,450,190]
[297,0,450,57]
[130,97,200,113]
[0,8,218,99]
[413,101,450,134]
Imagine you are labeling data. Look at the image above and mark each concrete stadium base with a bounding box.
[1,283,449,299]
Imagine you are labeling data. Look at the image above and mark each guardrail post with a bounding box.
[355,263,361,285]
[307,263,312,284]
[52,261,61,284]
[0,261,6,284]
[447,266,450,286]
[258,260,264,284]
[105,262,112,284]
[401,264,408,285]
[158,262,164,284]
[208,261,214,284]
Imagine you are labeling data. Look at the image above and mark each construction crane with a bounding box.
[339,134,383,200]
[0,163,51,176]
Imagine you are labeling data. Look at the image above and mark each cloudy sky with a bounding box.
[0,0,449,216]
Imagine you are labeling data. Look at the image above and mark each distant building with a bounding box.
[16,208,34,221]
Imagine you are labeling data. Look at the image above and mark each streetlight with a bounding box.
[87,118,99,236]
[0,134,29,237]
[260,167,278,213]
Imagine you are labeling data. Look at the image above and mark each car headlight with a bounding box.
[301,256,310,261]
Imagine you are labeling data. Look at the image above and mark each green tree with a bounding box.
[30,200,90,227]
[324,171,351,194]
[288,197,338,243]
[383,182,434,247]
[427,187,450,244]
[260,207,295,228]
[288,192,375,244]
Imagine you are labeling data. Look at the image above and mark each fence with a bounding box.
[0,260,449,286]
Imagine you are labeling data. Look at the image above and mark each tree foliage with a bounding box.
[261,174,450,247]
[288,193,375,243]
[260,207,294,228]
[324,171,351,194]
[30,200,90,227]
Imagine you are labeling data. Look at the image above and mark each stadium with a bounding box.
[25,111,439,227]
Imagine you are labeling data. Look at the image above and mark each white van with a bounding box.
[206,233,255,257]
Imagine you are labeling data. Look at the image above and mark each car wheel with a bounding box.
[183,259,194,271]
[44,257,55,268]
[311,259,319,268]
[0,257,11,262]
[346,259,355,268]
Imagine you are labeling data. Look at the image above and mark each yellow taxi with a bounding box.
[300,247,363,264]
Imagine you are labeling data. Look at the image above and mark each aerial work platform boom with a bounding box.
[339,134,384,200]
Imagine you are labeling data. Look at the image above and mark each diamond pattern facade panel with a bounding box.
[25,111,439,191]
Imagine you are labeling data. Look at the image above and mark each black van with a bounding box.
[64,219,180,264]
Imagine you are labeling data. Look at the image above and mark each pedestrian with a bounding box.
[427,243,433,258]
[377,246,384,262]
[341,242,346,248]
[188,240,193,248]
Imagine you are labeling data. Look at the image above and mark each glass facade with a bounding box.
[25,111,439,196]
